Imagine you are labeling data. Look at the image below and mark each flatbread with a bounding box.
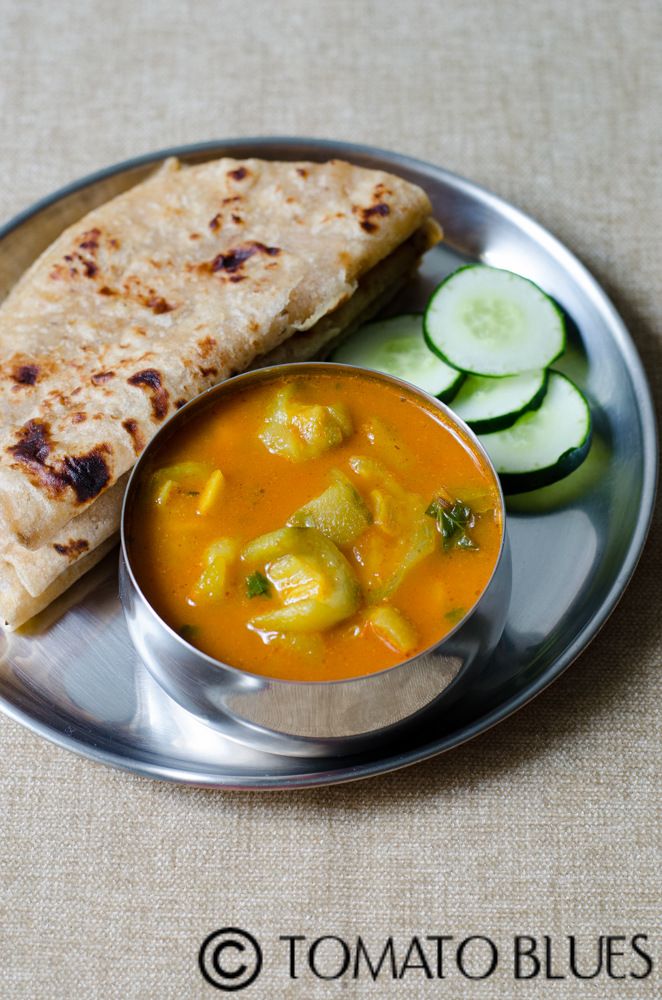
[1,474,126,598]
[0,157,436,550]
[1,535,118,629]
[255,219,440,367]
[0,157,440,627]
[0,220,438,628]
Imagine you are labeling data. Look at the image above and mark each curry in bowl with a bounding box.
[129,368,503,682]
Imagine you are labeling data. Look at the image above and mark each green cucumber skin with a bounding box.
[458,370,550,435]
[498,431,592,494]
[437,371,466,404]
[333,311,464,401]
[423,264,567,377]
[479,371,593,494]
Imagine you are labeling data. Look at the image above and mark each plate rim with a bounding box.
[0,136,657,789]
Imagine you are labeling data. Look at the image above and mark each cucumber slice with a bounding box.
[451,369,548,434]
[424,265,565,376]
[332,313,465,402]
[478,372,591,494]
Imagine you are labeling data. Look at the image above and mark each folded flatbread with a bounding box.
[0,156,440,627]
[1,536,119,631]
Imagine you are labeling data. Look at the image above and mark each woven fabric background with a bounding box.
[0,1,660,997]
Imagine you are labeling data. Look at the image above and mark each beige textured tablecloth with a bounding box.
[1,2,660,997]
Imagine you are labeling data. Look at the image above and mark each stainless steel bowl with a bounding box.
[120,363,512,757]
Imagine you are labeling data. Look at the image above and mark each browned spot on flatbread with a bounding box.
[222,196,241,205]
[58,250,99,278]
[46,388,72,408]
[198,335,217,358]
[12,364,39,386]
[296,167,308,178]
[231,214,243,225]
[122,418,145,454]
[7,419,112,503]
[175,398,187,409]
[91,371,115,384]
[353,201,391,233]
[78,227,101,252]
[198,366,218,378]
[366,202,390,217]
[9,420,51,466]
[64,450,111,501]
[127,368,169,420]
[70,412,87,424]
[80,257,98,277]
[98,285,116,296]
[200,242,281,277]
[209,213,223,231]
[143,294,174,314]
[53,538,89,558]
[228,166,249,180]
[211,247,255,273]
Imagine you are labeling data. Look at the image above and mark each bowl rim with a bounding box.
[120,360,508,688]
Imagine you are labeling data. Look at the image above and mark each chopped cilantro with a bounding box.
[246,571,271,598]
[426,495,479,552]
[445,607,466,625]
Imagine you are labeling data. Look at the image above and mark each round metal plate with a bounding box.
[0,138,656,788]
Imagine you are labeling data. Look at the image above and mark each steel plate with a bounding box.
[0,138,656,788]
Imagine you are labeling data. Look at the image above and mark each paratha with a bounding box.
[1,536,118,630]
[1,475,126,597]
[0,156,440,626]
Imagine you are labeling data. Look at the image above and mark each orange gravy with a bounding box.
[131,370,502,681]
